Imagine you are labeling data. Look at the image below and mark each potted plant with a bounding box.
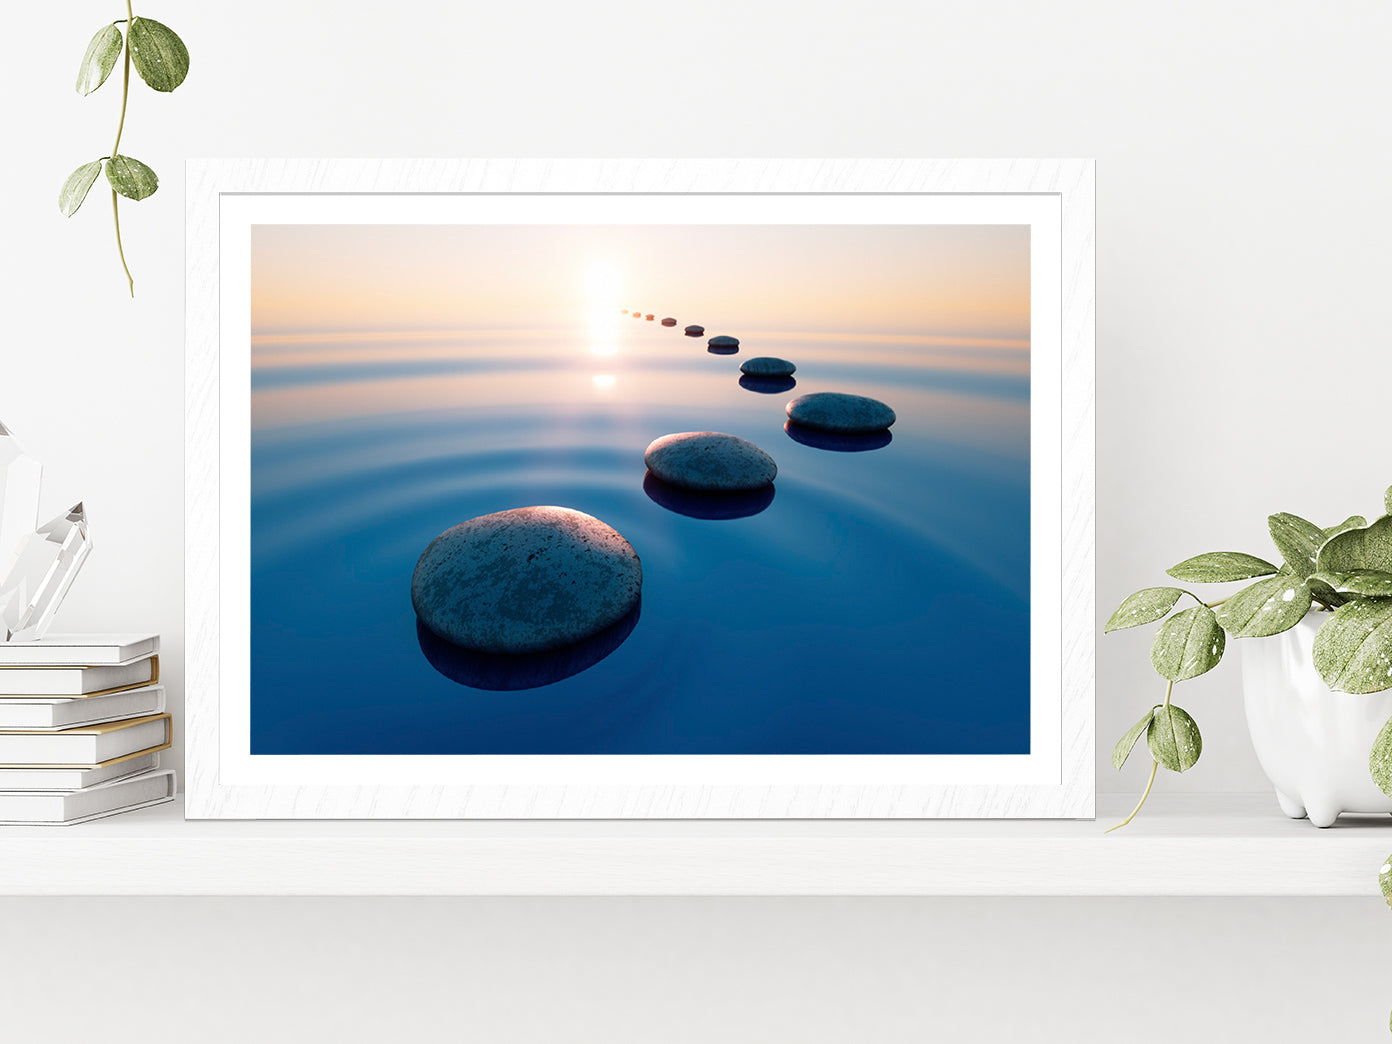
[1105,482,1392,830]
[1105,483,1392,1035]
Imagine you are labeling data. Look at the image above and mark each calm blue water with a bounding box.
[249,321,1030,754]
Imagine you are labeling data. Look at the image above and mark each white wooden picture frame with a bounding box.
[184,158,1094,819]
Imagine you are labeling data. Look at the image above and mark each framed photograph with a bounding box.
[185,158,1094,819]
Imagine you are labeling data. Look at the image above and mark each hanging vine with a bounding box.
[59,5,189,297]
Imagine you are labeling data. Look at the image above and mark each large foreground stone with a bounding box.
[644,431,777,491]
[786,392,896,434]
[412,506,642,654]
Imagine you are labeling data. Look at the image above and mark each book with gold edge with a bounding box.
[0,750,161,790]
[0,713,171,767]
[0,655,158,696]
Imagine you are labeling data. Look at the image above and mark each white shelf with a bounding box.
[1,794,1388,896]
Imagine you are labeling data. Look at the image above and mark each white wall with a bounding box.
[2,2,1390,1040]
[5,0,1390,795]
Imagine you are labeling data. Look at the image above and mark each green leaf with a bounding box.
[1166,551,1278,584]
[1385,486,1391,516]
[1371,719,1392,799]
[1379,847,1392,908]
[1112,709,1156,770]
[1146,704,1202,772]
[1305,574,1351,610]
[1317,515,1392,575]
[1267,513,1325,580]
[1214,576,1312,637]
[1309,570,1392,598]
[128,17,189,92]
[58,160,104,217]
[1104,588,1185,633]
[104,155,158,201]
[1324,515,1367,540]
[75,23,123,95]
[1150,606,1226,681]
[1313,599,1392,694]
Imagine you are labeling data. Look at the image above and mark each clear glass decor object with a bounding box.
[0,503,92,642]
[0,421,42,567]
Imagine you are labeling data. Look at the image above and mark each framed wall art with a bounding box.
[184,158,1095,818]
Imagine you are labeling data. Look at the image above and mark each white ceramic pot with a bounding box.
[1241,612,1392,827]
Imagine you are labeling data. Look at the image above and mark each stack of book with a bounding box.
[0,633,174,825]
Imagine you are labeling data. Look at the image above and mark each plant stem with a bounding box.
[111,189,133,297]
[1106,679,1175,833]
[1106,759,1158,833]
[111,0,135,297]
[1183,592,1229,610]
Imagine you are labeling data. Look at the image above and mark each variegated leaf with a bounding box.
[76,23,123,95]
[1317,515,1392,575]
[1313,599,1392,694]
[1215,575,1312,637]
[1147,704,1202,772]
[1112,708,1156,770]
[1151,606,1225,681]
[1308,570,1392,599]
[1268,512,1325,579]
[1105,588,1185,633]
[1166,551,1277,584]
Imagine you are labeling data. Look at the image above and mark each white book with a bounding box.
[0,713,171,767]
[0,768,176,825]
[0,684,166,730]
[0,633,159,666]
[0,750,160,790]
[0,654,158,696]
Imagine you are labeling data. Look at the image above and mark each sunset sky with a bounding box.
[250,223,1030,344]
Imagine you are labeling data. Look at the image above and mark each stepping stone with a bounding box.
[707,335,739,349]
[740,357,795,377]
[643,431,777,491]
[644,314,655,321]
[786,392,896,434]
[684,325,704,336]
[412,506,642,654]
[661,317,677,326]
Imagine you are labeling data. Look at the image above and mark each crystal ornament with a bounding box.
[0,503,92,642]
[0,421,42,568]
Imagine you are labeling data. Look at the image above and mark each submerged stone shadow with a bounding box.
[783,420,893,453]
[643,471,775,519]
[417,601,641,691]
[707,345,739,355]
[739,374,797,395]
